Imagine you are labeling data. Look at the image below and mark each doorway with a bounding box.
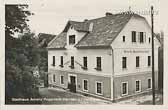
[68,74,77,92]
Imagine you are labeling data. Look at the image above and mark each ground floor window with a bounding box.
[135,80,141,92]
[83,79,88,91]
[122,82,128,95]
[148,78,152,89]
[96,82,102,94]
[53,74,56,82]
[60,76,64,84]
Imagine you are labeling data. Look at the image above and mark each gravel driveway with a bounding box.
[39,87,112,104]
[39,87,163,105]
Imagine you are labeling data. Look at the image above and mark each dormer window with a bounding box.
[69,35,75,45]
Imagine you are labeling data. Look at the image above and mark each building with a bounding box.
[47,12,160,101]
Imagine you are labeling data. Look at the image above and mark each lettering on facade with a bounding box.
[124,50,149,53]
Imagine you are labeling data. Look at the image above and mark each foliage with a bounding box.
[5,5,41,104]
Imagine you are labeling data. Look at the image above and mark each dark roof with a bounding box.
[63,21,89,32]
[47,32,67,49]
[38,33,56,47]
[48,12,145,49]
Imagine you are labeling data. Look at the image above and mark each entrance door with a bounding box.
[70,76,76,85]
[68,75,76,92]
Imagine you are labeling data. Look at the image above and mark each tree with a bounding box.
[5,5,41,104]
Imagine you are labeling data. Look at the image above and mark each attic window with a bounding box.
[69,35,75,45]
[123,36,125,42]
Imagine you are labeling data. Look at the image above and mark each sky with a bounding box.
[26,0,166,35]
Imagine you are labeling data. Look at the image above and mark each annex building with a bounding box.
[47,12,160,101]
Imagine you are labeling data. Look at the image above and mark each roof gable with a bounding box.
[47,12,146,49]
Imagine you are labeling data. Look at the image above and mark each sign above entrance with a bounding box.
[124,50,149,53]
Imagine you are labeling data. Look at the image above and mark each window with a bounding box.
[140,32,144,43]
[132,31,136,42]
[71,56,74,68]
[148,56,151,66]
[96,82,102,94]
[83,57,87,69]
[122,82,128,95]
[96,57,101,70]
[83,79,88,91]
[135,80,141,92]
[136,56,140,67]
[52,56,55,66]
[149,37,151,43]
[60,76,64,84]
[123,36,125,42]
[53,74,56,82]
[69,35,75,45]
[60,56,63,67]
[148,78,152,89]
[122,57,127,69]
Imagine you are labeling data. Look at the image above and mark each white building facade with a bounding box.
[47,12,160,101]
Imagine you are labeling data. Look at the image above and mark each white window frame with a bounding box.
[60,75,64,85]
[83,79,89,92]
[135,80,141,92]
[136,56,140,68]
[95,81,103,95]
[121,82,128,96]
[53,74,56,83]
[147,78,152,89]
[148,56,151,67]
[122,57,127,70]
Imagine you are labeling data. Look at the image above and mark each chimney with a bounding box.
[105,12,113,16]
[84,19,88,22]
[89,23,94,32]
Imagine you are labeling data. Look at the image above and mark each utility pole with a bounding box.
[151,6,155,105]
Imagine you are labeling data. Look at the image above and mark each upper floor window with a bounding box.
[149,37,151,43]
[83,57,87,69]
[132,31,136,42]
[148,56,151,67]
[140,32,144,43]
[96,57,101,71]
[122,57,127,69]
[71,56,74,68]
[69,35,75,45]
[60,56,63,67]
[136,56,140,67]
[123,36,125,42]
[52,56,55,66]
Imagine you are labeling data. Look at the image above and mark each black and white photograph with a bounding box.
[2,0,167,107]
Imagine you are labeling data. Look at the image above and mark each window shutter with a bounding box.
[138,32,140,43]
[144,32,146,43]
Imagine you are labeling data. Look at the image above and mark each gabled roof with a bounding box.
[63,21,89,32]
[47,32,67,49]
[47,11,145,49]
[38,33,56,47]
